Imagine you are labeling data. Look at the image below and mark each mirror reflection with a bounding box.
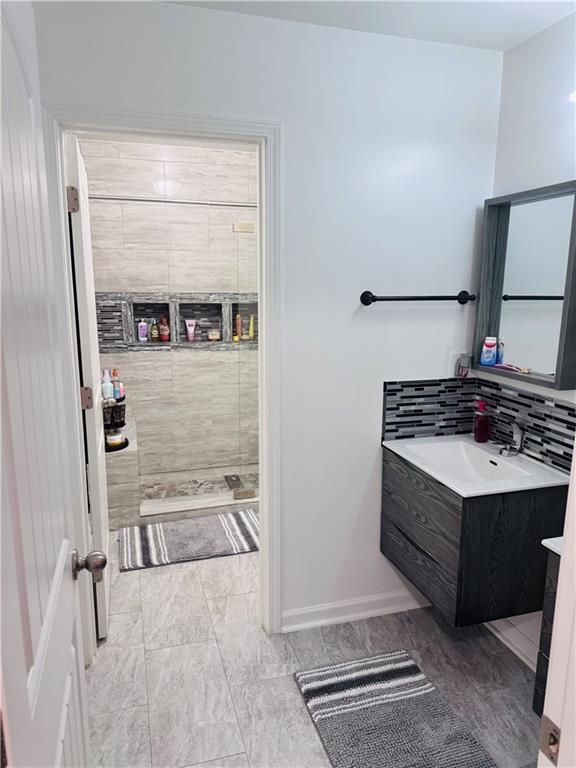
[498,194,574,376]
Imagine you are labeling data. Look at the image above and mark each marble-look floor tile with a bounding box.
[447,683,539,737]
[399,607,504,655]
[109,564,141,615]
[184,754,250,768]
[141,563,214,650]
[87,646,147,715]
[146,643,244,768]
[351,611,415,653]
[287,622,369,669]
[231,676,330,768]
[197,552,259,599]
[472,685,540,768]
[90,705,151,768]
[208,593,299,686]
[100,610,143,650]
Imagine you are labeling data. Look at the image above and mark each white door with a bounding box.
[538,459,576,767]
[1,2,94,765]
[65,136,110,640]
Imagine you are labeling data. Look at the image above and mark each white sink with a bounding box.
[382,434,569,497]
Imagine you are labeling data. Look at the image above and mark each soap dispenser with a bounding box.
[473,399,490,443]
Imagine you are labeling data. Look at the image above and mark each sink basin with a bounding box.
[382,434,569,497]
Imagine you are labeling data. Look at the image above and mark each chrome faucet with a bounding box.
[498,421,526,457]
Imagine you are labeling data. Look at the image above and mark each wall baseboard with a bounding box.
[281,590,429,633]
[485,618,538,671]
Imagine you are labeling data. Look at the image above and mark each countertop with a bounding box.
[542,537,563,556]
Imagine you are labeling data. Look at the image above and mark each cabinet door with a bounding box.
[458,487,566,626]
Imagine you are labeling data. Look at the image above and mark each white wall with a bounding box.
[495,14,576,195]
[34,2,502,626]
[483,13,576,663]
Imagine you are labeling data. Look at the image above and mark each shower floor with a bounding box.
[139,465,259,519]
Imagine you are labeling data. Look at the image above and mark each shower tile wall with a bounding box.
[83,138,259,526]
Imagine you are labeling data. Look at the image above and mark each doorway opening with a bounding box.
[69,128,264,623]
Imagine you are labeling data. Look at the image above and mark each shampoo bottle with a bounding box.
[138,319,148,343]
[149,319,160,343]
[473,399,490,443]
[101,369,114,400]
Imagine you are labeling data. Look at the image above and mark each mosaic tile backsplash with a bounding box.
[383,377,575,474]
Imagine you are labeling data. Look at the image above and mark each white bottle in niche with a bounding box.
[137,319,148,342]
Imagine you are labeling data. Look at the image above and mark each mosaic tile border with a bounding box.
[383,377,575,474]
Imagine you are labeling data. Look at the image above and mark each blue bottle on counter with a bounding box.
[480,336,498,366]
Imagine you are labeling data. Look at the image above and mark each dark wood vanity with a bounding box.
[380,447,567,627]
[532,550,560,716]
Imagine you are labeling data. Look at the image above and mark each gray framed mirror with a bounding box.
[473,180,576,389]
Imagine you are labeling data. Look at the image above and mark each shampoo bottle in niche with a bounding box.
[138,319,148,343]
[473,399,490,443]
[480,336,498,366]
[149,318,160,343]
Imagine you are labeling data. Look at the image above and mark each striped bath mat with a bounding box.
[118,508,259,571]
[295,650,497,768]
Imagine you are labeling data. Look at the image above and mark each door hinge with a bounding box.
[80,386,93,410]
[540,714,561,766]
[67,185,79,213]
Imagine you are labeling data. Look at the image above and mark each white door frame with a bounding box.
[43,104,283,634]
[538,460,576,767]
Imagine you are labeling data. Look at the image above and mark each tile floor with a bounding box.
[88,536,540,768]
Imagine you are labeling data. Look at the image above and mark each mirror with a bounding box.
[473,181,576,389]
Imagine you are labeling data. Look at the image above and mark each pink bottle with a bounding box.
[473,400,490,443]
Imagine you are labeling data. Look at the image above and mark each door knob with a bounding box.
[71,549,107,582]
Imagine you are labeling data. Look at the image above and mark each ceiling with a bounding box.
[181,1,575,51]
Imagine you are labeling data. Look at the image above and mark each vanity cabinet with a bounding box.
[381,447,567,626]
[532,551,560,717]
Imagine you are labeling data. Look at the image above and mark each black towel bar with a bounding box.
[360,290,476,306]
[502,294,564,301]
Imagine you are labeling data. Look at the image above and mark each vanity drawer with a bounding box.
[382,448,462,575]
[380,515,458,624]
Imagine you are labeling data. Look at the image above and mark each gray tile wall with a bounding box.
[86,138,260,508]
[382,377,575,473]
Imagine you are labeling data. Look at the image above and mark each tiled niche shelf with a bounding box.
[96,292,258,353]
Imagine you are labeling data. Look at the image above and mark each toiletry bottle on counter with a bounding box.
[480,336,497,366]
[497,338,505,365]
[138,319,148,342]
[101,369,114,399]
[473,399,490,443]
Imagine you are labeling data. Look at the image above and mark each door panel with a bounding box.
[66,135,110,639]
[1,3,91,764]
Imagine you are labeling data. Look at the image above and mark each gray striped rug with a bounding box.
[295,650,497,768]
[118,508,259,571]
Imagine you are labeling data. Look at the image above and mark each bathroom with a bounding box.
[82,135,261,529]
[4,3,576,768]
